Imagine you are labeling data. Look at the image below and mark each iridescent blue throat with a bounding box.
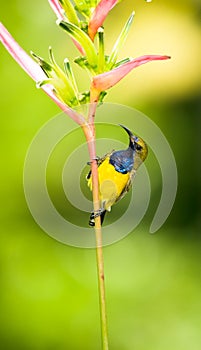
[109,148,134,174]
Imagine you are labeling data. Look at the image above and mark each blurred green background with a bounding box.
[0,0,201,349]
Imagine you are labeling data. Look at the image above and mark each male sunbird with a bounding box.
[87,125,148,226]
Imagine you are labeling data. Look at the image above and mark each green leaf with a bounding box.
[74,56,95,74]
[114,57,131,68]
[73,0,92,18]
[64,58,79,96]
[58,0,80,26]
[99,91,107,105]
[98,27,105,73]
[31,51,52,76]
[79,90,90,104]
[32,48,79,107]
[36,78,53,88]
[108,11,135,69]
[58,20,98,68]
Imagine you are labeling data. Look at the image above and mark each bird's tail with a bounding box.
[89,210,106,227]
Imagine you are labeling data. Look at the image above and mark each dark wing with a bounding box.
[86,150,115,180]
[115,168,136,204]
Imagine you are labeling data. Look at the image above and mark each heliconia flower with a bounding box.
[91,55,171,96]
[0,22,85,125]
[88,0,118,41]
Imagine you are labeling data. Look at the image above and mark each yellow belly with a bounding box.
[87,157,129,211]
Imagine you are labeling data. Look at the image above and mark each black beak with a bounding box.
[119,124,134,141]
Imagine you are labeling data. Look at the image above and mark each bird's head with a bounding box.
[119,124,148,166]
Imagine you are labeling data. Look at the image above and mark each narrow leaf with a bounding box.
[64,58,79,95]
[114,57,131,68]
[58,20,98,67]
[58,0,79,25]
[108,11,135,68]
[98,27,105,73]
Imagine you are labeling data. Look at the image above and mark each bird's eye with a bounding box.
[136,144,142,151]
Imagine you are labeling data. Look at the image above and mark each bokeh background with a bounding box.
[0,0,201,349]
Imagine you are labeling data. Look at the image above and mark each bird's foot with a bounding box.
[91,208,104,219]
[87,156,100,165]
[89,208,106,227]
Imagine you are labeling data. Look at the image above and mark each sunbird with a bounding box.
[87,124,148,226]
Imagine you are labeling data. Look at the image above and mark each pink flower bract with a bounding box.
[92,55,171,91]
[88,0,118,41]
[0,22,85,125]
[48,0,64,21]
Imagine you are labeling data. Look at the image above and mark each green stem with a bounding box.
[95,227,108,350]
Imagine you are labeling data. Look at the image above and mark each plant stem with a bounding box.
[82,107,109,350]
[95,226,108,350]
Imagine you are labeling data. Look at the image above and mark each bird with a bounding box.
[86,124,148,226]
